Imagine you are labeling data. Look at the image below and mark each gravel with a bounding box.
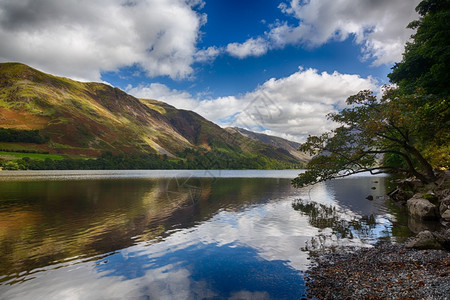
[305,243,450,299]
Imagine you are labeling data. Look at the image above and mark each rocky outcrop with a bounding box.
[390,171,450,250]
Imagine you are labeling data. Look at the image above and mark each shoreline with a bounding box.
[305,242,450,299]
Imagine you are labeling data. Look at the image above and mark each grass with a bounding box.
[139,99,167,114]
[0,151,66,161]
[0,142,42,152]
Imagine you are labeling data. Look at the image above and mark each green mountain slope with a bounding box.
[0,62,306,168]
[225,127,311,161]
[0,62,192,156]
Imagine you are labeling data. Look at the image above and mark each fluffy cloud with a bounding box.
[226,37,269,59]
[228,68,377,141]
[126,83,199,111]
[230,0,420,65]
[194,46,221,63]
[128,67,377,142]
[0,0,205,81]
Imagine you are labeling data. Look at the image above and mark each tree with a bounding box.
[389,0,450,96]
[292,88,441,188]
[293,0,449,188]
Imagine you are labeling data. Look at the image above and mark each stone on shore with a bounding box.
[405,230,443,249]
[407,194,438,220]
[440,196,450,222]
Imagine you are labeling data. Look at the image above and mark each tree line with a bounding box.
[1,149,301,170]
[0,128,49,144]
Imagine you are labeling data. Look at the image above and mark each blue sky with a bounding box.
[0,0,420,141]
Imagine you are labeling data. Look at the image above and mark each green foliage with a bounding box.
[421,192,438,203]
[387,0,450,170]
[178,146,299,170]
[0,128,49,144]
[389,0,450,96]
[0,152,174,170]
[2,161,20,170]
[292,88,440,188]
[0,148,300,171]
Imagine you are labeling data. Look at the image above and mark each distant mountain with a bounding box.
[0,62,307,168]
[226,127,310,162]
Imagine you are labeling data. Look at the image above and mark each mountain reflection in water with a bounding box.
[0,170,410,299]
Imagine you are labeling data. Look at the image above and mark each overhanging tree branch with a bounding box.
[292,87,440,188]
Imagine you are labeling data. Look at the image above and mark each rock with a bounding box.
[433,229,450,250]
[436,188,450,200]
[442,210,450,221]
[366,195,374,201]
[405,231,443,250]
[439,196,450,221]
[407,194,438,220]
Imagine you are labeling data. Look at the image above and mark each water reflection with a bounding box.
[292,176,403,256]
[0,171,411,299]
[293,199,389,255]
[0,177,292,277]
[94,242,305,299]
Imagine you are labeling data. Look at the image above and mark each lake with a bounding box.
[0,170,411,299]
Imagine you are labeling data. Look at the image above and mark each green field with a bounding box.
[0,151,66,161]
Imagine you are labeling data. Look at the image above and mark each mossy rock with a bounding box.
[422,193,439,204]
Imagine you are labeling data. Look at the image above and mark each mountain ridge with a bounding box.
[225,127,310,161]
[0,62,307,168]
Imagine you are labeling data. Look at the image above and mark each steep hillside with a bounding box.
[226,127,310,161]
[139,99,306,167]
[0,62,191,156]
[0,63,306,168]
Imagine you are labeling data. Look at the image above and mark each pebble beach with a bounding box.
[305,243,450,299]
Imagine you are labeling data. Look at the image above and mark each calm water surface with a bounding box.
[0,170,410,299]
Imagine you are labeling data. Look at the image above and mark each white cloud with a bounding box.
[226,37,269,59]
[228,68,377,141]
[230,0,420,65]
[0,0,206,81]
[128,67,377,142]
[194,46,222,63]
[126,83,199,111]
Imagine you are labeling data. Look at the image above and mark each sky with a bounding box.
[0,0,421,142]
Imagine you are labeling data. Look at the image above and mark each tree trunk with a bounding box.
[405,144,436,183]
